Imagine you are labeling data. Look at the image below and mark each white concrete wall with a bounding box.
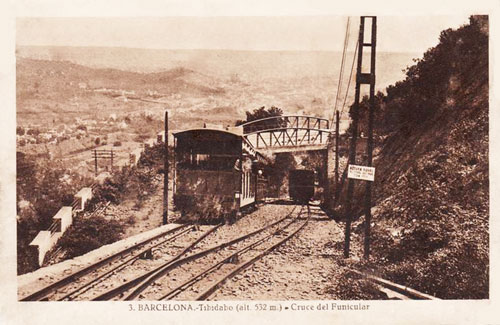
[30,231,51,266]
[53,206,73,233]
[29,187,96,267]
[75,187,93,211]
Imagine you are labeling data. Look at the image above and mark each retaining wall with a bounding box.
[29,186,94,267]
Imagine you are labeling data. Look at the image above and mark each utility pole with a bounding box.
[334,110,340,203]
[110,149,114,170]
[94,149,98,177]
[344,16,377,258]
[163,110,169,225]
[364,17,377,259]
[343,17,365,258]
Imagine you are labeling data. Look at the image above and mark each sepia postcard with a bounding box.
[1,0,499,324]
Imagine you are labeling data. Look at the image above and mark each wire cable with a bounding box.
[330,17,351,127]
[339,33,359,119]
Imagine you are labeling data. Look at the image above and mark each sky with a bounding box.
[16,15,471,53]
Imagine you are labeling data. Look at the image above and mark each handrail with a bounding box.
[239,115,329,127]
[243,127,333,136]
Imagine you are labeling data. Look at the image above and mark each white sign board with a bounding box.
[348,164,375,181]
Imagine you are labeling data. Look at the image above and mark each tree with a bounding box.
[348,16,488,137]
[27,128,40,136]
[77,125,87,131]
[16,126,25,135]
[347,92,384,137]
[235,106,286,132]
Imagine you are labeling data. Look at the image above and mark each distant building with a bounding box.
[157,131,165,143]
[121,90,135,96]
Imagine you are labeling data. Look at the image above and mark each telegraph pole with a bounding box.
[334,110,340,203]
[94,149,98,177]
[163,110,169,225]
[364,17,377,259]
[344,16,377,258]
[343,17,364,258]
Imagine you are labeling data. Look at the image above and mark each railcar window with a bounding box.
[177,152,239,171]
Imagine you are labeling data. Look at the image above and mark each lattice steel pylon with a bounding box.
[344,16,377,258]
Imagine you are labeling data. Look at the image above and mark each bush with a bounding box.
[17,126,25,135]
[328,270,388,300]
[27,128,40,136]
[58,216,124,259]
[17,218,40,274]
[113,141,122,147]
[92,177,125,204]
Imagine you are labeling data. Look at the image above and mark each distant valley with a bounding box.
[16,46,421,127]
[16,46,420,174]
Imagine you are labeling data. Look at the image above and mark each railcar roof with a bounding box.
[173,127,267,160]
[173,127,243,138]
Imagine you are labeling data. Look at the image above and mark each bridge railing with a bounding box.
[243,127,332,149]
[240,115,330,134]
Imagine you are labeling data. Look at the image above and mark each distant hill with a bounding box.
[16,47,424,131]
[16,46,420,91]
[16,58,226,108]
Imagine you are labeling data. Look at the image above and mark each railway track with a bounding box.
[163,206,311,301]
[21,204,307,301]
[90,205,304,301]
[23,203,427,301]
[20,223,218,301]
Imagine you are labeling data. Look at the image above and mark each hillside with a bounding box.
[16,46,419,90]
[17,58,225,105]
[15,56,344,131]
[346,16,489,299]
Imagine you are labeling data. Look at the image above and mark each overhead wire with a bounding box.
[339,38,359,119]
[331,17,351,127]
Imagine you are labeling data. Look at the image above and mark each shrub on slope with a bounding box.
[350,16,488,299]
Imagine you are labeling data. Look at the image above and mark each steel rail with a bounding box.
[20,223,190,301]
[158,206,305,300]
[121,207,298,301]
[91,223,226,301]
[350,269,440,300]
[58,225,197,301]
[196,206,311,300]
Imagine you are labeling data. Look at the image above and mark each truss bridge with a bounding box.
[241,115,333,153]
